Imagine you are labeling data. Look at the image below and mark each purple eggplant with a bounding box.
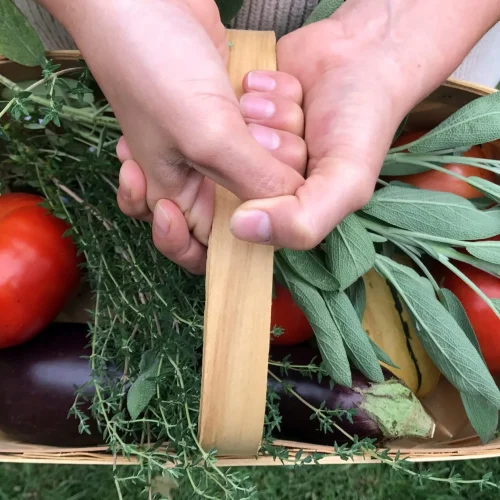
[0,322,120,447]
[268,346,435,445]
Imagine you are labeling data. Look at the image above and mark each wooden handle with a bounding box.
[198,30,276,457]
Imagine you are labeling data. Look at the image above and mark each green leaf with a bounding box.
[326,214,376,290]
[279,249,339,291]
[467,242,500,265]
[127,374,157,420]
[345,276,366,321]
[440,288,482,357]
[362,185,500,240]
[439,286,500,445]
[381,158,430,176]
[322,290,384,383]
[215,0,245,24]
[375,255,500,408]
[304,0,343,25]
[407,92,500,154]
[461,392,499,444]
[0,0,45,66]
[0,125,9,141]
[127,350,160,420]
[275,256,351,386]
[369,339,399,370]
[392,115,408,143]
[466,176,500,204]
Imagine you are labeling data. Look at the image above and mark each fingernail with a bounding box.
[247,71,276,92]
[249,124,280,151]
[240,94,275,119]
[230,210,271,243]
[154,203,171,236]
[118,170,132,200]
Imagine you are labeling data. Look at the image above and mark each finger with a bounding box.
[152,199,207,275]
[243,71,303,105]
[240,93,304,136]
[116,136,133,163]
[117,159,152,222]
[248,124,307,175]
[230,81,401,249]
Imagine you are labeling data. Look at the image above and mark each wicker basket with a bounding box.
[1,30,500,467]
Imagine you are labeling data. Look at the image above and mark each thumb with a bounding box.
[229,78,404,249]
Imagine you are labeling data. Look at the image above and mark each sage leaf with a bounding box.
[326,214,375,290]
[466,176,500,204]
[375,255,500,408]
[461,392,499,444]
[127,374,157,420]
[381,158,430,176]
[127,350,160,420]
[322,290,384,383]
[0,125,9,141]
[363,186,500,240]
[279,249,339,291]
[467,242,500,265]
[304,0,343,25]
[440,288,482,357]
[0,0,45,66]
[275,256,351,386]
[345,276,366,321]
[408,92,500,154]
[369,339,399,370]
[215,0,245,24]
[392,115,408,143]
[368,233,387,243]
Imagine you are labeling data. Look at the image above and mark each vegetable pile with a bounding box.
[3,2,500,498]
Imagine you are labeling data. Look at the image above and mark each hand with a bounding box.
[40,0,305,273]
[117,70,306,273]
[228,0,500,249]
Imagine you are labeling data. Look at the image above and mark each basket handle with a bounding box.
[198,30,277,457]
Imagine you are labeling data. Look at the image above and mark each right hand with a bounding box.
[44,0,305,273]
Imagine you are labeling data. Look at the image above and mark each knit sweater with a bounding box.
[230,0,320,38]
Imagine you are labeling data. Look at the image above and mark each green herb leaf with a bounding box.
[323,290,384,383]
[407,92,500,153]
[381,158,430,176]
[461,392,499,444]
[440,288,482,357]
[127,374,157,420]
[275,256,351,386]
[215,0,245,24]
[127,350,160,420]
[467,242,500,265]
[0,0,45,66]
[375,255,500,408]
[0,125,9,141]
[326,214,376,290]
[345,276,366,321]
[304,0,343,25]
[392,115,408,143]
[279,249,339,291]
[466,176,500,204]
[369,339,399,369]
[362,186,500,240]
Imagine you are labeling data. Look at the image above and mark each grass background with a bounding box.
[1,458,499,499]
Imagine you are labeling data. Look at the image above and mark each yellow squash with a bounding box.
[362,268,441,398]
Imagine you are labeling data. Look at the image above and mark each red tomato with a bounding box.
[270,282,313,346]
[0,193,81,348]
[439,262,500,374]
[391,131,496,199]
